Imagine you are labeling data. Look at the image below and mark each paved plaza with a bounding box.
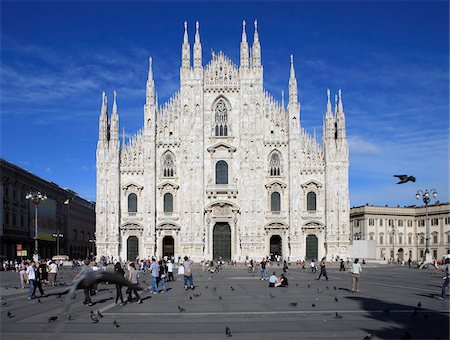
[0,264,448,339]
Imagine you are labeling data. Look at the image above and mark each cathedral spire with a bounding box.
[251,19,261,68]
[288,54,298,105]
[98,91,108,141]
[181,21,190,69]
[326,88,332,115]
[240,20,249,69]
[193,21,202,69]
[338,89,343,113]
[336,89,346,140]
[110,90,119,141]
[281,89,285,109]
[146,56,155,105]
[334,94,338,115]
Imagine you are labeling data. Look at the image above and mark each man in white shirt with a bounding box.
[26,261,37,299]
[269,272,278,288]
[49,261,58,287]
[167,260,174,282]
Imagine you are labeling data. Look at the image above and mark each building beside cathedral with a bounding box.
[95,21,350,262]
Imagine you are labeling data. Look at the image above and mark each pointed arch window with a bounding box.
[128,193,137,213]
[162,152,175,177]
[269,152,281,176]
[307,192,316,211]
[164,193,173,213]
[215,160,228,185]
[271,192,281,212]
[214,100,229,136]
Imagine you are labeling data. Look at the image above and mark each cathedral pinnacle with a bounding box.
[113,90,117,113]
[254,20,259,42]
[290,54,295,78]
[181,21,191,69]
[110,90,119,141]
[288,54,298,105]
[193,21,202,69]
[251,19,261,67]
[334,94,338,114]
[184,21,188,44]
[326,88,332,114]
[240,20,249,69]
[338,89,343,113]
[242,20,247,42]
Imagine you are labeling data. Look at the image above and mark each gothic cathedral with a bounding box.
[95,21,350,262]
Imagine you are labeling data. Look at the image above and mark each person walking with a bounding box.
[260,259,268,280]
[26,261,37,299]
[167,260,174,282]
[48,261,58,287]
[35,263,45,297]
[150,258,160,294]
[310,259,317,273]
[126,262,142,303]
[114,262,126,305]
[159,260,168,293]
[317,257,329,281]
[18,261,27,289]
[437,258,449,300]
[283,260,288,274]
[183,256,194,290]
[75,259,93,306]
[339,259,345,271]
[351,258,362,293]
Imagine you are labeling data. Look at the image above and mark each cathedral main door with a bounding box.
[213,223,231,260]
[270,235,282,260]
[127,236,139,261]
[305,234,318,260]
[163,236,174,258]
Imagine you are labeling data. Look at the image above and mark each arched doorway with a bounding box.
[213,223,231,260]
[163,236,174,258]
[270,235,282,261]
[305,234,318,260]
[127,236,138,261]
[398,248,404,261]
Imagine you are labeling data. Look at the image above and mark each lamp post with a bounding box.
[88,238,95,260]
[415,189,438,263]
[25,191,47,260]
[390,225,397,263]
[52,229,64,256]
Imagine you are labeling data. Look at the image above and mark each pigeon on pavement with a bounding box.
[225,326,232,337]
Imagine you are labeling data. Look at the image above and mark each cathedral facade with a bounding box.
[95,21,350,262]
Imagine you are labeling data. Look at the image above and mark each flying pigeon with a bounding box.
[394,175,416,184]
[48,316,58,323]
[225,326,232,337]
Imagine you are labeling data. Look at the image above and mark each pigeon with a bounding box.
[394,175,416,184]
[270,293,275,298]
[205,286,208,289]
[7,311,14,318]
[2,301,6,306]
[401,331,412,339]
[225,326,232,337]
[38,299,41,303]
[289,302,298,307]
[193,293,202,297]
[219,296,222,300]
[312,303,316,307]
[230,287,235,291]
[317,289,323,293]
[334,312,343,319]
[307,283,312,288]
[362,332,374,340]
[417,301,421,308]
[334,286,337,290]
[97,311,103,318]
[48,316,58,322]
[189,296,193,300]
[213,287,217,291]
[90,314,99,323]
[113,320,120,328]
[66,314,73,320]
[335,297,339,302]
[326,286,329,290]
[177,305,186,312]
[295,283,299,287]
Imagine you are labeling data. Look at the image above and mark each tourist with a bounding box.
[35,262,45,297]
[167,260,174,282]
[18,261,27,289]
[150,258,160,294]
[26,261,37,299]
[75,259,93,306]
[114,262,126,305]
[275,273,289,287]
[39,259,48,285]
[268,272,278,288]
[351,258,362,293]
[126,262,142,303]
[177,261,185,279]
[48,260,58,287]
[183,256,194,290]
[283,260,288,273]
[310,259,317,273]
[317,257,328,281]
[437,258,449,300]
[260,258,268,280]
[408,257,412,268]
[159,260,168,293]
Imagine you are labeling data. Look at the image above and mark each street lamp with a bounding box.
[88,238,96,259]
[390,225,397,263]
[52,228,64,256]
[415,189,438,263]
[25,191,47,260]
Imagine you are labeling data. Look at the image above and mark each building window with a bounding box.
[12,213,16,226]
[418,219,425,227]
[379,234,384,244]
[398,220,403,227]
[447,233,450,243]
[379,219,383,227]
[81,231,84,242]
[432,232,438,244]
[306,192,316,211]
[388,219,394,227]
[369,232,374,240]
[356,220,360,227]
[389,235,393,245]
[431,218,439,226]
[271,192,281,212]
[269,152,281,176]
[215,160,228,185]
[214,100,229,136]
[408,234,412,244]
[20,214,24,227]
[3,211,9,226]
[420,236,424,244]
[420,250,424,258]
[407,220,413,227]
[433,249,438,259]
[398,234,403,244]
[128,193,137,213]
[164,193,173,213]
[162,152,175,177]
[73,229,77,241]
[369,218,374,226]
[445,217,450,225]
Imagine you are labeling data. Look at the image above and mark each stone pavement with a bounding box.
[0,264,448,339]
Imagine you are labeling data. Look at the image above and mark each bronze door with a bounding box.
[305,234,318,260]
[213,223,231,260]
[127,236,138,261]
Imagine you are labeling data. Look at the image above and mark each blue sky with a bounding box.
[1,1,448,207]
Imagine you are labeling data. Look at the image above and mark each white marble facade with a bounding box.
[95,21,350,262]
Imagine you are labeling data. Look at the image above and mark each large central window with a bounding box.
[214,100,228,136]
[215,160,228,184]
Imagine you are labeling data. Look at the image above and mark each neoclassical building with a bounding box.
[95,21,350,262]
